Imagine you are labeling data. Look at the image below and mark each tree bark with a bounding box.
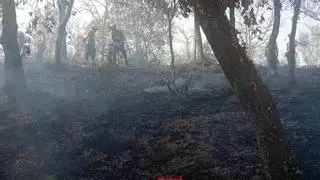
[55,0,74,65]
[286,0,301,84]
[61,29,67,59]
[193,9,205,63]
[192,1,296,179]
[1,0,28,103]
[266,0,281,74]
[58,0,67,60]
[229,7,235,28]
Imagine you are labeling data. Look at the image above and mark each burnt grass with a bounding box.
[0,62,319,179]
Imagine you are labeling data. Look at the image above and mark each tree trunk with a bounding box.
[193,9,205,63]
[100,1,109,63]
[266,0,281,74]
[55,0,74,65]
[193,1,297,179]
[168,16,176,85]
[61,29,67,60]
[58,0,67,61]
[1,0,28,103]
[55,26,65,65]
[286,0,301,84]
[186,35,190,63]
[229,7,235,28]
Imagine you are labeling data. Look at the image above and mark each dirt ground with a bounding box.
[0,62,319,180]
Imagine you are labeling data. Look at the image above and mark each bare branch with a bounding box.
[301,0,320,21]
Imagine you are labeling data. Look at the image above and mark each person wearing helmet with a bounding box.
[84,26,98,65]
[108,24,128,66]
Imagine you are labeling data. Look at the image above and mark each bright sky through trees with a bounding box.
[14,1,318,66]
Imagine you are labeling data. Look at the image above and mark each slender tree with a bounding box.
[286,0,302,84]
[266,0,281,75]
[166,0,179,91]
[54,0,74,65]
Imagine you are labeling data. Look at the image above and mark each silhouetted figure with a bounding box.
[84,26,98,65]
[107,24,128,66]
[17,31,31,58]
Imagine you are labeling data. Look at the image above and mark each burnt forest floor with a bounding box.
[0,61,319,180]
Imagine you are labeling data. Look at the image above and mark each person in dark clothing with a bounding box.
[107,24,128,66]
[84,26,98,65]
[23,44,31,56]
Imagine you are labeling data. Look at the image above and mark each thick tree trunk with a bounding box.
[266,0,281,74]
[193,9,205,63]
[55,26,65,65]
[286,0,301,84]
[192,1,297,179]
[55,0,74,65]
[1,0,28,103]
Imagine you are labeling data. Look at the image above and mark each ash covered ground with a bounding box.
[0,61,319,179]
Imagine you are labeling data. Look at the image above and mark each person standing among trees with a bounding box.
[84,26,98,65]
[107,24,128,66]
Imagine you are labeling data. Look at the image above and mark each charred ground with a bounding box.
[0,62,319,179]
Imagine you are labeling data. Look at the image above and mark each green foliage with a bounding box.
[110,0,168,64]
[178,0,271,43]
[25,1,57,36]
